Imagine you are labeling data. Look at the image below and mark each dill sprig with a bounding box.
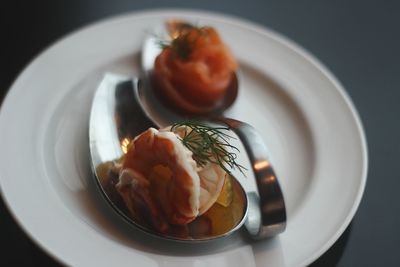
[156,33,194,60]
[155,34,193,60]
[155,23,208,61]
[171,121,246,175]
[168,34,194,60]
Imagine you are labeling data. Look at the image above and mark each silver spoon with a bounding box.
[89,73,286,241]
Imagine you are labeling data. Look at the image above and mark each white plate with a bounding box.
[0,9,367,267]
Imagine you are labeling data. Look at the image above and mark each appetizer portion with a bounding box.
[98,121,246,238]
[153,21,238,114]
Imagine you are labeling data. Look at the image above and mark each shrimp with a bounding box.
[198,162,227,215]
[116,127,226,229]
[117,168,169,233]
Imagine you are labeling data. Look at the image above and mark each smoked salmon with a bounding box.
[153,22,238,114]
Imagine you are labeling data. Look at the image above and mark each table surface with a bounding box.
[1,1,399,266]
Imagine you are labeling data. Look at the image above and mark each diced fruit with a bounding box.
[216,174,233,207]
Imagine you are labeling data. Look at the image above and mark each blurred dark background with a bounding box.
[1,0,400,266]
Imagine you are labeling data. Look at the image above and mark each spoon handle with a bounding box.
[215,117,287,239]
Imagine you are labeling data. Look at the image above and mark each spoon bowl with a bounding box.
[89,74,248,242]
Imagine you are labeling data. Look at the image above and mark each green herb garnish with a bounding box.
[168,34,194,60]
[155,24,209,61]
[171,121,246,175]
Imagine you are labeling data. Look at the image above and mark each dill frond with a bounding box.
[171,121,246,175]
